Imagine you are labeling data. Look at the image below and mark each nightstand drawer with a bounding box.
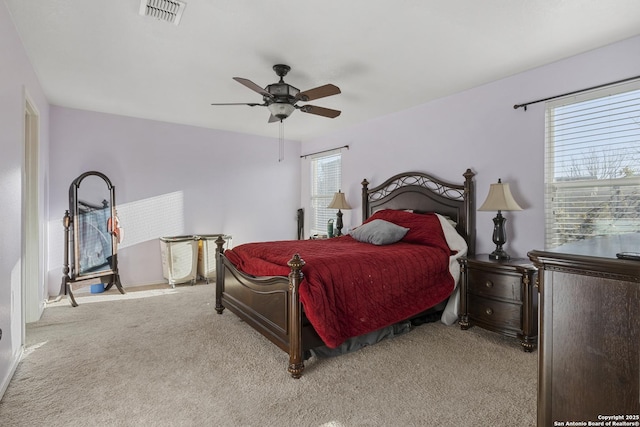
[468,294,521,330]
[467,269,522,301]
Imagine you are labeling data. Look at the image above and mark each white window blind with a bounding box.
[310,151,342,236]
[544,79,640,249]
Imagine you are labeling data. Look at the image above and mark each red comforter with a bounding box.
[223,211,455,348]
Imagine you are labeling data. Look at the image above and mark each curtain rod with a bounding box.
[300,145,349,159]
[513,74,640,111]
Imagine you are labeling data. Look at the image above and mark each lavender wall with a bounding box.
[4,0,639,399]
[48,108,301,290]
[0,1,50,396]
[302,35,640,259]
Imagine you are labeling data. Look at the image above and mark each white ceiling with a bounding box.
[6,0,640,141]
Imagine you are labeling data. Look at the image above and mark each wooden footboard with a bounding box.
[215,236,321,378]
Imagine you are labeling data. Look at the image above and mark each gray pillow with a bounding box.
[350,219,409,245]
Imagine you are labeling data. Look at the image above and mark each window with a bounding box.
[310,151,342,236]
[544,79,640,249]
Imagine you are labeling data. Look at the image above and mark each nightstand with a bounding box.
[458,255,538,352]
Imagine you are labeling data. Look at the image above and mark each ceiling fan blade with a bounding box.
[299,105,341,119]
[210,102,263,106]
[296,84,341,102]
[233,77,274,98]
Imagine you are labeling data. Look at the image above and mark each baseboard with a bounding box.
[0,346,23,402]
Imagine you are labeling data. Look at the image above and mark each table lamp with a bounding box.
[327,190,351,236]
[478,179,523,260]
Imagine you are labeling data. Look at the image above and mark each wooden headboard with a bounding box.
[361,169,476,255]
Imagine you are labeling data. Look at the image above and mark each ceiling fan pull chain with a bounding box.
[279,121,285,162]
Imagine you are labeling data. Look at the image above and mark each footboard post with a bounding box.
[287,254,305,379]
[214,235,226,314]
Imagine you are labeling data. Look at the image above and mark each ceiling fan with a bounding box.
[211,64,341,123]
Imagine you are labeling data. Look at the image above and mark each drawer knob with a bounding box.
[485,280,493,288]
[485,308,493,315]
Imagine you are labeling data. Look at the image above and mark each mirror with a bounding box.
[74,174,113,276]
[60,171,124,306]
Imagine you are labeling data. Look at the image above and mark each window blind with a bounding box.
[310,151,342,236]
[544,79,640,249]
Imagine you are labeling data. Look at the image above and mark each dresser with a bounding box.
[458,255,538,351]
[529,240,640,427]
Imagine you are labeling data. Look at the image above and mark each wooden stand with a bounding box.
[458,255,538,351]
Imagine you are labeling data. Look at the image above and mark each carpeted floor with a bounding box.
[0,284,537,426]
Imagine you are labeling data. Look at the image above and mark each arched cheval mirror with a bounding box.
[60,171,124,306]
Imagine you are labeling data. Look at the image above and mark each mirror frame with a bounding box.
[69,171,117,280]
[59,171,124,306]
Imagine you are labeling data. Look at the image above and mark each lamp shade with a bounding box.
[268,102,295,120]
[327,190,351,210]
[478,180,523,212]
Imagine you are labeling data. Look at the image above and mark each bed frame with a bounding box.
[214,169,475,378]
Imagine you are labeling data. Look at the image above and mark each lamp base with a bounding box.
[489,211,510,260]
[488,248,511,261]
[335,209,344,236]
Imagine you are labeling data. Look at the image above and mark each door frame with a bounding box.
[22,91,43,328]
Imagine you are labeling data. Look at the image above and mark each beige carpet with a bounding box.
[0,284,537,426]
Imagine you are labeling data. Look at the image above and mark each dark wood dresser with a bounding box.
[458,255,538,351]
[529,238,640,427]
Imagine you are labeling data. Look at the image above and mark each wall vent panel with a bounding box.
[139,0,186,26]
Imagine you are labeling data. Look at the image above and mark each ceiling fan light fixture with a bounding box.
[268,102,295,120]
[266,82,299,98]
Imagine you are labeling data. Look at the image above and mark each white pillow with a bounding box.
[350,219,409,245]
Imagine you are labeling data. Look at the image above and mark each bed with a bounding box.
[214,169,475,378]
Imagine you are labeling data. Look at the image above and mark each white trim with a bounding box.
[0,347,23,401]
[22,88,45,326]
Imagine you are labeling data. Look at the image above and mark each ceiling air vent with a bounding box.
[139,0,186,26]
